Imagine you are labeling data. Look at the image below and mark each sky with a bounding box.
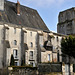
[8,0,75,32]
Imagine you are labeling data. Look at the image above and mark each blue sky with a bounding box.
[8,0,75,32]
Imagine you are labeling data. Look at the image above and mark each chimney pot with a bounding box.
[16,0,20,15]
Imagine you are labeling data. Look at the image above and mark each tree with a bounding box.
[10,54,15,66]
[61,35,75,58]
[61,35,75,75]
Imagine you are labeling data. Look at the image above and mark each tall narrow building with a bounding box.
[57,7,75,35]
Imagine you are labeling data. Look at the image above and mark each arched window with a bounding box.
[14,40,17,45]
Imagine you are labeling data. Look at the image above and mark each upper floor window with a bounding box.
[30,32,32,36]
[14,40,17,45]
[30,42,33,47]
[56,36,59,42]
[14,28,16,34]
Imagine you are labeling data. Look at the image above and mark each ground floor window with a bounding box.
[30,62,33,66]
[48,54,50,61]
[13,49,18,59]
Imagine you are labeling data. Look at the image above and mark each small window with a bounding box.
[14,40,17,45]
[14,28,16,34]
[30,42,33,47]
[30,32,32,36]
[57,36,59,42]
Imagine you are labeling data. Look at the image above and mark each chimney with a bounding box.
[16,0,20,15]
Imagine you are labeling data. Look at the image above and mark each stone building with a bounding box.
[0,0,50,68]
[0,0,65,69]
[57,7,75,35]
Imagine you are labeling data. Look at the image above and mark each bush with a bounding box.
[10,55,15,66]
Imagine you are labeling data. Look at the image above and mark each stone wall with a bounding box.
[8,66,37,75]
[38,63,62,73]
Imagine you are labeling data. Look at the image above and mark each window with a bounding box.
[13,49,18,58]
[65,64,69,72]
[30,51,33,59]
[30,32,32,36]
[14,28,16,34]
[56,36,59,42]
[48,54,50,61]
[14,40,17,45]
[30,42,33,47]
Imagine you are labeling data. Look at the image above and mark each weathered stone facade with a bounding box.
[0,0,67,71]
[57,7,75,35]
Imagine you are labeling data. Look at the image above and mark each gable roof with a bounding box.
[0,1,49,32]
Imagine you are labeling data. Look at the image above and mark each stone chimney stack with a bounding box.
[16,0,20,15]
[0,0,4,11]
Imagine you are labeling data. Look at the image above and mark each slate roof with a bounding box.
[0,1,49,32]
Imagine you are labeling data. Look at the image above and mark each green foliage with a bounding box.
[21,59,25,66]
[10,54,15,66]
[61,35,75,58]
[73,64,75,72]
